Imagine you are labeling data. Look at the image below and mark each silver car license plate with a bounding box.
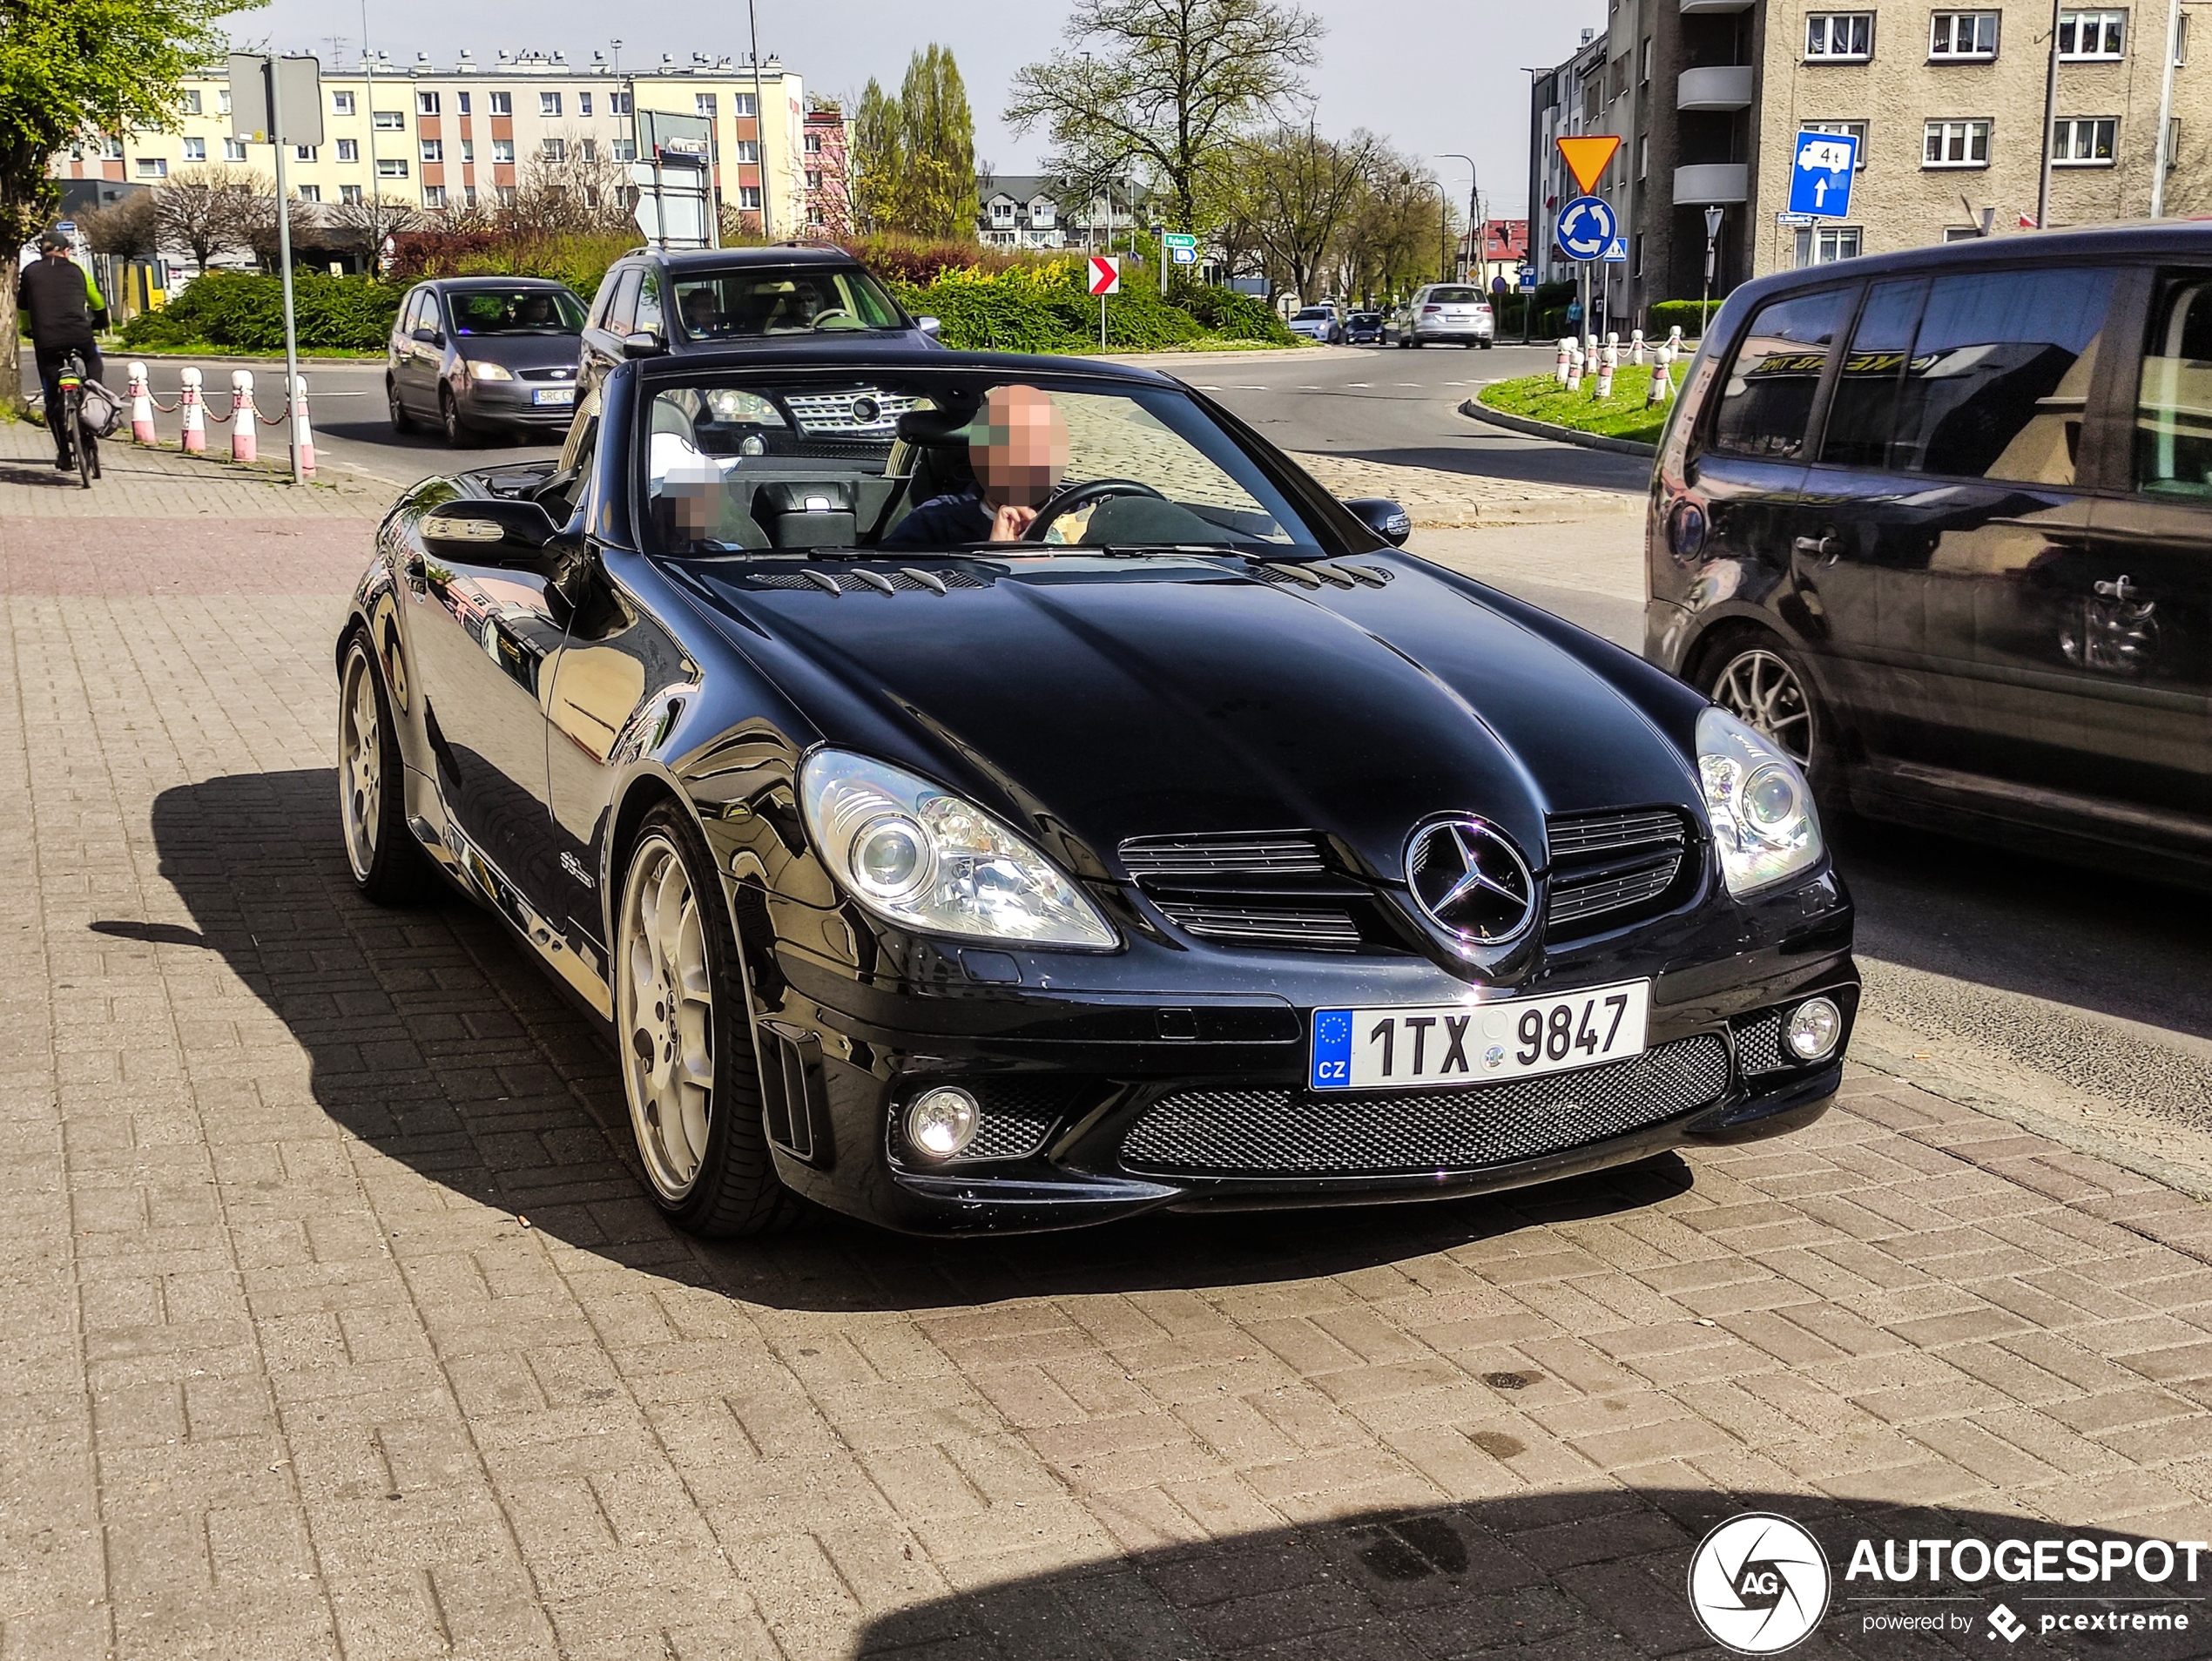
[533,387,575,406]
[1310,980,1650,1091]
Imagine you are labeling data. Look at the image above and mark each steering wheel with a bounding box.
[1023,477,1167,542]
[810,307,859,330]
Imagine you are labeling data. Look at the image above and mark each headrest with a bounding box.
[896,393,982,447]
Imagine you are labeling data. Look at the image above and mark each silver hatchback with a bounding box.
[1393,284,1494,349]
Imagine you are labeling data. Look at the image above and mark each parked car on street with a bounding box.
[1648,221,2212,888]
[336,341,1856,1237]
[1345,311,1386,344]
[387,277,588,443]
[579,246,938,399]
[1387,285,1495,348]
[1287,305,1344,344]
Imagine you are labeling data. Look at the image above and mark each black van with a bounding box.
[1647,224,2212,886]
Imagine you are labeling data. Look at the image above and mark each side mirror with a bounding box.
[622,330,665,359]
[1343,497,1412,548]
[915,314,942,338]
[420,497,562,564]
[412,327,442,346]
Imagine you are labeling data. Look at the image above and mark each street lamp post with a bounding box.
[1439,153,1479,285]
[1701,205,1723,341]
[746,0,772,242]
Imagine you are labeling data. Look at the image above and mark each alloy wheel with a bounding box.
[1711,646,1814,766]
[618,834,716,1201]
[338,647,382,880]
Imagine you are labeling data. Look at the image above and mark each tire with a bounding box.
[1480,340,1494,350]
[439,387,465,447]
[69,395,92,490]
[338,632,435,904]
[614,804,800,1239]
[388,377,413,433]
[1696,630,1838,795]
[1409,336,1424,348]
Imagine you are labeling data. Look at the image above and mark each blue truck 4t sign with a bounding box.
[1788,130,1859,218]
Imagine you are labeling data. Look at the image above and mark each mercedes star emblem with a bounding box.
[1405,818,1537,950]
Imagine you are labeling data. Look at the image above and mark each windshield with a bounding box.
[1294,307,1332,321]
[1428,287,1479,304]
[447,288,585,334]
[641,370,1325,557]
[671,267,907,341]
[1351,314,1380,325]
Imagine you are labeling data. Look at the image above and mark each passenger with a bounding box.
[656,460,735,552]
[883,383,1070,547]
[514,293,557,328]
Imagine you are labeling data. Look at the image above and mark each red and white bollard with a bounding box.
[1565,343,1584,394]
[1594,342,1616,400]
[1648,342,1676,408]
[229,370,256,464]
[1554,336,1573,387]
[126,361,157,444]
[179,367,206,453]
[1668,325,1685,355]
[1629,328,1647,367]
[289,375,316,480]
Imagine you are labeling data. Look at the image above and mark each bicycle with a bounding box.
[55,349,100,490]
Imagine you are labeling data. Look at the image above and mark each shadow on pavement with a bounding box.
[1333,441,1653,495]
[138,767,1694,1312]
[853,1489,2199,1658]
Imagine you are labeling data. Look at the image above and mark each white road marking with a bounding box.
[1344,382,1372,388]
[1396,382,1421,388]
[1192,385,1222,390]
[1238,384,1270,390]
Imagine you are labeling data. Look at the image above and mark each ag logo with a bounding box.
[1687,1513,1831,1654]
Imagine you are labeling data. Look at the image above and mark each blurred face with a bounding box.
[970,384,1069,509]
[664,469,724,540]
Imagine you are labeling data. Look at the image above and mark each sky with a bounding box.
[224,0,1605,219]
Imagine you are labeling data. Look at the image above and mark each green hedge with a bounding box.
[120,270,401,353]
[1646,299,1722,339]
[889,262,1290,354]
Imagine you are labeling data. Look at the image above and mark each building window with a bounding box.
[808,202,825,225]
[496,185,516,206]
[542,137,565,162]
[373,110,404,131]
[1806,13,1874,59]
[539,91,562,117]
[695,93,718,118]
[423,186,446,207]
[991,199,1015,225]
[612,138,637,161]
[134,157,168,179]
[377,157,408,178]
[332,90,354,116]
[1032,202,1055,228]
[416,91,440,115]
[2058,9,2126,57]
[1923,118,1992,166]
[732,138,759,162]
[336,138,358,161]
[2054,116,2119,163]
[420,139,442,162]
[1641,36,1652,83]
[294,145,316,162]
[218,91,231,115]
[733,93,758,117]
[1942,226,1983,241]
[1802,119,1871,167]
[1633,232,1645,276]
[492,138,515,163]
[805,130,823,153]
[460,138,475,162]
[1637,134,1648,178]
[182,89,202,115]
[489,91,511,116]
[738,185,761,209]
[224,138,247,162]
[805,168,821,190]
[182,137,206,161]
[580,138,597,162]
[463,185,478,207]
[340,184,362,204]
[457,91,471,117]
[610,91,631,115]
[296,184,320,203]
[578,91,592,116]
[100,134,124,159]
[1930,11,2000,58]
[1794,225,1863,265]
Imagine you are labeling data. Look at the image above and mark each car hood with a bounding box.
[451,334,582,371]
[679,552,1708,885]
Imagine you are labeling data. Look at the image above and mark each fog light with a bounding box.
[1784,996,1843,1063]
[905,1086,979,1159]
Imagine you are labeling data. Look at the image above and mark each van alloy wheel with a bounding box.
[1710,646,1814,766]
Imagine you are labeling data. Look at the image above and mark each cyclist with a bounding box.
[21,230,109,471]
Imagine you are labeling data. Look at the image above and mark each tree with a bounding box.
[78,190,159,261]
[506,133,634,236]
[155,165,267,273]
[322,191,422,266]
[1006,0,1320,233]
[245,190,318,272]
[893,46,977,239]
[1230,124,1380,304]
[1339,151,1448,305]
[0,0,247,403]
[848,78,900,235]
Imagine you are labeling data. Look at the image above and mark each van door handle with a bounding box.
[1793,533,1841,562]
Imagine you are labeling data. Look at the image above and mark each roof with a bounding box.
[629,340,1178,389]
[428,273,577,290]
[623,245,867,271]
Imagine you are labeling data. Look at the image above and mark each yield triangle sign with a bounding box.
[1555,135,1622,196]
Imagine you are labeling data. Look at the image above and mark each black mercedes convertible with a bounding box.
[335,342,1857,1236]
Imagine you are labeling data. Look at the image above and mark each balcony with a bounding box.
[1677,65,1755,110]
[1682,0,1753,10]
[1674,163,1749,204]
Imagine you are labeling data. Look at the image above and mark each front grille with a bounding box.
[1546,807,1692,936]
[783,389,921,436]
[1151,902,1360,950]
[516,366,575,382]
[1733,1012,1787,1077]
[1121,834,1325,877]
[1120,1035,1729,1177]
[1118,831,1395,954]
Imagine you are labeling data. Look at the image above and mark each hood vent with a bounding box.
[1545,807,1693,936]
[742,566,988,594]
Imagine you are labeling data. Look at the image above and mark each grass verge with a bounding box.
[1478,365,1683,446]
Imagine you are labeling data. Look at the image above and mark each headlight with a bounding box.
[1696,706,1823,896]
[799,751,1116,949]
[466,361,514,381]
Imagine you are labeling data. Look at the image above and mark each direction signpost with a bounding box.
[1089,255,1120,348]
[1553,134,1622,349]
[1160,232,1197,294]
[228,52,323,486]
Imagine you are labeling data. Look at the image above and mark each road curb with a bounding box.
[1459,396,1657,459]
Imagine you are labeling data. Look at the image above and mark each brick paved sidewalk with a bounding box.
[1,455,2207,1661]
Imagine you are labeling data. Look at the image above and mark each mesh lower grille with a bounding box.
[1733,1012,1787,1077]
[1119,1035,1730,1177]
[939,1079,1082,1162]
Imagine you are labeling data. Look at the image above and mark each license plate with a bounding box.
[1310,980,1649,1091]
[533,387,575,405]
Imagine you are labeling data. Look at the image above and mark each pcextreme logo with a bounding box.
[1687,1513,1832,1654]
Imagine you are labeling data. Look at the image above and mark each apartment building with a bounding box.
[50,49,834,260]
[1532,2,2209,319]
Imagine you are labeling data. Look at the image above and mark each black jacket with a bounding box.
[21,255,99,348]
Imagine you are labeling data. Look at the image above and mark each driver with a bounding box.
[883,382,1069,547]
[678,286,725,337]
[514,292,557,328]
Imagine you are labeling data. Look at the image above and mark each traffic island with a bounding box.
[1462,364,1685,456]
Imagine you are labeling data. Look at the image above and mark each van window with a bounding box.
[1885,267,2115,484]
[2135,273,2212,497]
[1709,289,1851,459]
[603,269,641,335]
[1821,278,1928,468]
[636,268,665,337]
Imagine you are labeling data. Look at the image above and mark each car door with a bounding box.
[393,288,430,413]
[579,267,640,397]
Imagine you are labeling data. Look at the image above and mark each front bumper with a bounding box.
[455,378,580,427]
[745,870,1858,1234]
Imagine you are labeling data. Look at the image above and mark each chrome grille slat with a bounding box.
[781,390,919,436]
[1548,862,1678,924]
[1547,809,1687,859]
[1153,902,1360,950]
[1120,1036,1730,1177]
[1545,807,1694,935]
[1120,834,1326,876]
